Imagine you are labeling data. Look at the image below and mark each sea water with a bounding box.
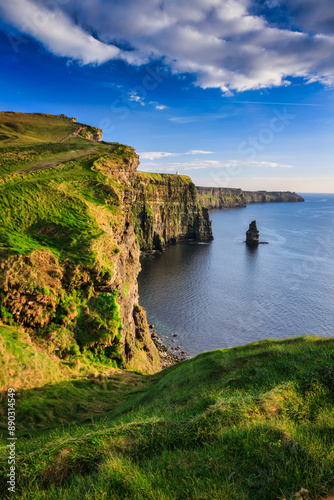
[138,194,334,356]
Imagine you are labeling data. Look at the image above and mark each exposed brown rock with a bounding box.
[133,173,213,251]
[246,220,260,245]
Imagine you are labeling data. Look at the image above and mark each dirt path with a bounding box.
[0,147,97,179]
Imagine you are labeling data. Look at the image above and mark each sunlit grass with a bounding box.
[1,336,333,499]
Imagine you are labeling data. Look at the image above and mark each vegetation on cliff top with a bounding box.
[0,113,140,369]
[0,112,101,146]
[1,335,334,499]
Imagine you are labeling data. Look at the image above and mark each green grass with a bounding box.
[0,115,136,366]
[0,324,66,392]
[0,149,120,263]
[0,336,334,499]
[137,171,193,184]
[0,112,80,145]
[0,112,102,146]
[0,139,106,176]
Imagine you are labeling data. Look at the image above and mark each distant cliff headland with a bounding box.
[197,186,304,210]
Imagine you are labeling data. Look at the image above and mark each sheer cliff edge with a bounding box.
[0,112,212,377]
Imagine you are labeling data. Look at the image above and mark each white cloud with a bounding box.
[139,152,178,160]
[149,102,168,110]
[1,0,334,92]
[128,91,145,105]
[139,150,214,160]
[188,150,214,155]
[139,159,293,171]
[0,0,121,64]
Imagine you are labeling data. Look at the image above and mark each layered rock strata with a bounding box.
[133,172,213,251]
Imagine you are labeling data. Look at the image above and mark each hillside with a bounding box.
[0,112,102,146]
[197,186,304,210]
[0,112,212,375]
[1,335,334,499]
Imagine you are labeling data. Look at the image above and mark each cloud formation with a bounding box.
[139,159,293,171]
[1,0,334,92]
[139,150,213,160]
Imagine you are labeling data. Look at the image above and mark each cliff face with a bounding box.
[0,125,161,373]
[197,186,304,210]
[244,191,304,204]
[0,113,214,374]
[91,153,162,372]
[196,187,247,209]
[133,172,213,251]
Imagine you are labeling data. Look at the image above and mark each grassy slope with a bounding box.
[1,336,334,499]
[0,112,101,146]
[0,112,107,177]
[0,112,78,145]
[0,115,138,367]
[0,324,66,391]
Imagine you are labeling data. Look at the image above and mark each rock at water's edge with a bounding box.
[246,220,259,245]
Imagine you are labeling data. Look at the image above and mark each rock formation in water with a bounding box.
[196,186,304,210]
[246,220,260,245]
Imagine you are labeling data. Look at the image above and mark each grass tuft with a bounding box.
[0,336,334,499]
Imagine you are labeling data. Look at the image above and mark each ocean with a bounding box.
[138,194,334,357]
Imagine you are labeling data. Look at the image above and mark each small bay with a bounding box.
[138,194,334,356]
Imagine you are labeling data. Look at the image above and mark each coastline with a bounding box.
[149,326,189,369]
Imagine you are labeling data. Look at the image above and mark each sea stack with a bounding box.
[246,220,259,245]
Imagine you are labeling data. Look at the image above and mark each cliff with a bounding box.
[0,137,161,374]
[196,186,247,209]
[197,186,304,210]
[1,115,333,500]
[133,172,213,251]
[0,113,211,376]
[244,190,305,204]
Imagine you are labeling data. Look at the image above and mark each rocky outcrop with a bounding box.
[133,172,213,251]
[72,125,103,142]
[197,186,304,210]
[246,221,259,245]
[78,126,103,142]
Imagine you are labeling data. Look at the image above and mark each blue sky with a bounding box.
[1,0,334,192]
